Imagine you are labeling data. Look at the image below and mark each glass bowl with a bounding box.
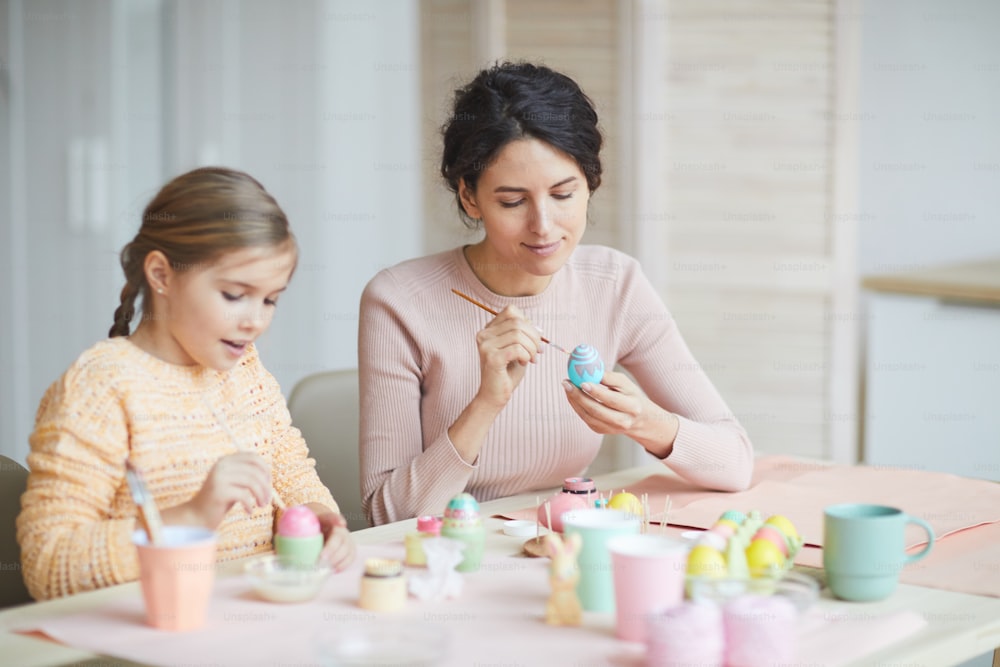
[317,622,450,667]
[686,569,820,612]
[245,554,331,603]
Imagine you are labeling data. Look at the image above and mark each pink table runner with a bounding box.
[499,456,1000,597]
[13,543,928,667]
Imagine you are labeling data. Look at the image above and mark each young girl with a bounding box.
[360,62,755,525]
[17,167,354,600]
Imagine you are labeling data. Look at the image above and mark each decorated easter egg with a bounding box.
[567,344,605,388]
[714,518,740,533]
[709,522,736,541]
[442,493,482,529]
[719,509,747,524]
[607,492,643,517]
[686,545,727,579]
[277,505,321,538]
[745,538,786,577]
[752,525,790,557]
[764,514,799,540]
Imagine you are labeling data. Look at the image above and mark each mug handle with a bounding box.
[903,514,935,565]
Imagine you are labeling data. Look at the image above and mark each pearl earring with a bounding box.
[157,288,164,294]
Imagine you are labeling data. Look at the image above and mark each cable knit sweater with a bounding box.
[359,245,754,525]
[17,338,337,600]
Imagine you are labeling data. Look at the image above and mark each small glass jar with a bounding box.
[359,558,406,612]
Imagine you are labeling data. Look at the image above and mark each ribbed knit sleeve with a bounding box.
[17,338,339,600]
[613,254,754,492]
[359,269,478,525]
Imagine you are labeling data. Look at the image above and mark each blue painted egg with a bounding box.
[567,344,605,388]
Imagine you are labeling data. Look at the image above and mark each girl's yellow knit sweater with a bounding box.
[17,337,337,600]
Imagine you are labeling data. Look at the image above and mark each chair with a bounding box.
[0,455,33,608]
[287,369,368,531]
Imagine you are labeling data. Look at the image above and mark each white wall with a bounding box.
[857,9,1000,665]
[859,0,1000,275]
[0,0,421,463]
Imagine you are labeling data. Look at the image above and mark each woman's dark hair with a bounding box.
[109,167,294,337]
[441,61,603,227]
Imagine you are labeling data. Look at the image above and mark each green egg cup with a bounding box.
[273,533,324,567]
[441,525,486,572]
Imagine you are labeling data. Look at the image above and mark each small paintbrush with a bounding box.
[125,459,164,545]
[205,401,286,510]
[450,288,571,355]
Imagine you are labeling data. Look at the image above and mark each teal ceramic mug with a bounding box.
[823,504,935,602]
[562,509,641,612]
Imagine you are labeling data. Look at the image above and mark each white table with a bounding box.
[2,464,999,666]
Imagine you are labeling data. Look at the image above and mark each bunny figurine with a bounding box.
[544,532,583,626]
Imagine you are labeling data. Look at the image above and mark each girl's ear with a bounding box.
[458,178,483,221]
[143,250,173,295]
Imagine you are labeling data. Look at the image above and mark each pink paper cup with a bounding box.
[608,533,688,642]
[133,526,217,631]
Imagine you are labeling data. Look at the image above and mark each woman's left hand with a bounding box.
[308,505,356,572]
[562,370,679,458]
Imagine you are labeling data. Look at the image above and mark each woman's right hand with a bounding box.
[161,451,273,529]
[474,305,543,408]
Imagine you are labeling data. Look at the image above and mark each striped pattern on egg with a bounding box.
[567,344,605,388]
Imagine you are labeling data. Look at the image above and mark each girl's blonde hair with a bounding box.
[109,167,294,337]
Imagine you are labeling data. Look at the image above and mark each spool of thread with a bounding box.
[359,558,406,612]
[645,601,723,667]
[723,594,797,667]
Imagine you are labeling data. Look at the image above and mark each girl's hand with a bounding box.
[562,370,680,458]
[474,305,543,408]
[162,451,273,529]
[308,505,356,572]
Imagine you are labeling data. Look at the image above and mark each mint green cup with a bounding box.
[273,534,324,567]
[440,524,486,572]
[563,509,641,612]
[823,504,935,602]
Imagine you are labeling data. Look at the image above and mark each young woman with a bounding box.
[17,167,354,600]
[359,62,754,525]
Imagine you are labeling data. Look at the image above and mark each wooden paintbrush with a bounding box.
[125,459,164,545]
[451,288,571,355]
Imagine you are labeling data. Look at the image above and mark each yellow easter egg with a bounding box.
[764,514,799,540]
[686,545,727,579]
[745,538,786,578]
[608,492,643,517]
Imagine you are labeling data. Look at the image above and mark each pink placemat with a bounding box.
[500,456,1000,597]
[13,543,931,667]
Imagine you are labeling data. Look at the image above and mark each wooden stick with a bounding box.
[535,495,541,543]
[642,493,649,534]
[662,496,672,534]
[450,288,571,355]
[205,401,286,510]
[545,501,552,535]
